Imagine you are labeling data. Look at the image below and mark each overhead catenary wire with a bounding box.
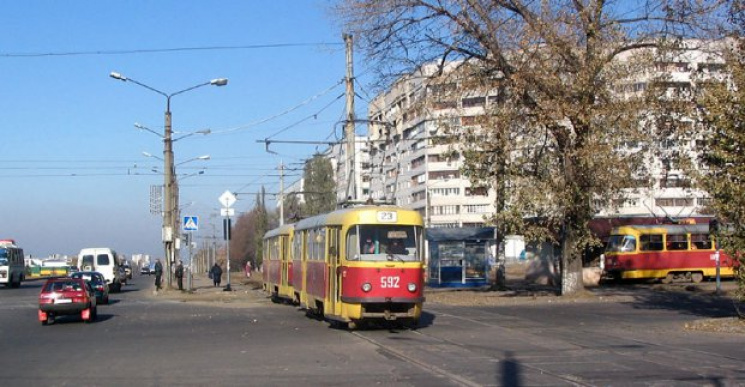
[0,42,345,58]
[210,79,345,135]
[263,93,346,141]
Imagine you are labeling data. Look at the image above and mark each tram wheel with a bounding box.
[691,272,704,283]
[661,273,674,284]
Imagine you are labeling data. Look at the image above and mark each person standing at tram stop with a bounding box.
[175,260,185,291]
[154,259,163,291]
[210,263,223,287]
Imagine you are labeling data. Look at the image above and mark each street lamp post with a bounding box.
[111,72,227,288]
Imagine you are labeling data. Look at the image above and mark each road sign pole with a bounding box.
[225,212,231,291]
[218,191,236,292]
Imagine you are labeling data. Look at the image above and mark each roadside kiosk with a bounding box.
[426,227,495,288]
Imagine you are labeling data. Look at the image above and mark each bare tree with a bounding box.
[336,0,729,294]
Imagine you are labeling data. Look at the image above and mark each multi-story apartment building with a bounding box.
[598,40,727,219]
[366,63,498,228]
[362,40,727,227]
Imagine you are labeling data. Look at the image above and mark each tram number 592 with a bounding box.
[381,276,400,289]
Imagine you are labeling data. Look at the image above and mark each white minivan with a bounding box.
[78,248,122,292]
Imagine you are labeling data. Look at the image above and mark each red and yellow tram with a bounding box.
[262,223,295,302]
[262,205,425,328]
[602,223,737,283]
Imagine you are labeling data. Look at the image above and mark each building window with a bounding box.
[463,204,490,214]
[430,187,460,196]
[410,156,425,169]
[461,96,485,108]
[433,100,457,110]
[656,61,690,72]
[432,205,459,215]
[655,197,693,207]
[465,186,488,196]
[698,62,726,73]
[429,170,460,180]
[411,190,426,201]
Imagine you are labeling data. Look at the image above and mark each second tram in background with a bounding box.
[263,205,425,329]
[602,222,737,283]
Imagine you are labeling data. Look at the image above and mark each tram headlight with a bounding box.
[407,283,417,292]
[361,282,372,292]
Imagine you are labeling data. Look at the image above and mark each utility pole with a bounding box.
[279,161,285,226]
[343,33,357,202]
[164,102,176,289]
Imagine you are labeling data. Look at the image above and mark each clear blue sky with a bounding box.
[0,1,367,259]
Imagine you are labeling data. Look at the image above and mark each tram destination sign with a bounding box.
[376,211,397,223]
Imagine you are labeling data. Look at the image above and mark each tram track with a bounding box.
[420,304,743,385]
[349,310,597,387]
[349,328,485,387]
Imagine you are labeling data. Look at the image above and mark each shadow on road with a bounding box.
[621,287,738,318]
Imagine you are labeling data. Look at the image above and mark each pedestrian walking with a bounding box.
[175,260,184,291]
[154,259,163,290]
[210,263,223,287]
[245,261,252,278]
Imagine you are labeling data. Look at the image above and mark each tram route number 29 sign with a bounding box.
[376,211,397,223]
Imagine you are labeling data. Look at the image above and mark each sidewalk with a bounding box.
[149,272,267,305]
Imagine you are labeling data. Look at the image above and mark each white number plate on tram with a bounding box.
[376,211,397,223]
[381,276,400,288]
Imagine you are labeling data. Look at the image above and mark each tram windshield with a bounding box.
[605,235,637,253]
[348,225,422,262]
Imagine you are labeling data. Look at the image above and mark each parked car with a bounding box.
[123,263,132,279]
[38,277,97,325]
[70,271,109,305]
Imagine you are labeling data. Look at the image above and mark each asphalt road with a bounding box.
[1,275,744,386]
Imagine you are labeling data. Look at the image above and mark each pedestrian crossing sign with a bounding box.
[183,216,199,231]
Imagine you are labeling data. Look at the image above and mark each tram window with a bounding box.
[293,232,303,261]
[666,234,687,251]
[640,234,664,251]
[355,225,420,262]
[606,235,636,253]
[307,229,325,261]
[691,234,713,250]
[347,228,360,260]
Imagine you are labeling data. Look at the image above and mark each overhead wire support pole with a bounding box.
[279,161,285,226]
[343,33,356,203]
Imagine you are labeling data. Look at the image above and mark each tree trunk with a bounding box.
[560,228,584,295]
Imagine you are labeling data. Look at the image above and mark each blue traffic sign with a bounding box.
[183,216,199,231]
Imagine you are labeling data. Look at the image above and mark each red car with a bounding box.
[38,277,98,325]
